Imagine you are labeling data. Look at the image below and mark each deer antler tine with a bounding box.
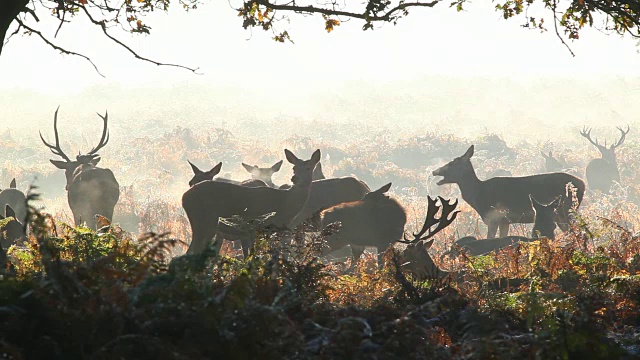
[40,106,72,162]
[87,110,110,156]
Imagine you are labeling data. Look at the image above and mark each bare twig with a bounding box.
[551,0,576,57]
[14,17,106,77]
[78,3,201,74]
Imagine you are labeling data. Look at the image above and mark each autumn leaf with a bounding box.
[78,0,88,4]
[325,18,340,33]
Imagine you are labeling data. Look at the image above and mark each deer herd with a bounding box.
[0,107,634,278]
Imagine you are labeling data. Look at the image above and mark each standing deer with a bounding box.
[183,149,321,255]
[450,194,560,256]
[580,126,629,193]
[433,145,584,239]
[319,183,407,267]
[40,107,120,229]
[242,160,283,187]
[540,151,569,172]
[279,162,326,190]
[0,179,27,225]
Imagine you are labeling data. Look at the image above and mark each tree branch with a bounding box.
[253,0,440,22]
[78,3,201,74]
[552,0,575,57]
[14,17,106,77]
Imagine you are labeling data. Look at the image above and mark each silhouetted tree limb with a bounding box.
[1,0,639,75]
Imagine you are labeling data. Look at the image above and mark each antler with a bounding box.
[399,196,460,244]
[580,126,606,151]
[611,125,630,149]
[40,106,72,162]
[86,110,110,157]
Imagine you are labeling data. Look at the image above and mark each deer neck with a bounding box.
[455,167,482,209]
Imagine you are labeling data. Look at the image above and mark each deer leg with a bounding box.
[186,214,218,255]
[498,219,510,237]
[487,221,499,239]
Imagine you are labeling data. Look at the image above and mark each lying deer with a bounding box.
[319,183,407,267]
[182,149,321,255]
[580,126,629,193]
[449,194,560,257]
[0,179,27,225]
[433,145,584,239]
[397,196,460,279]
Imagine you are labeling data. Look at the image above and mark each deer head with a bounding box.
[242,160,283,187]
[432,145,475,185]
[40,107,111,190]
[188,161,222,187]
[530,194,561,240]
[580,126,629,164]
[540,151,567,172]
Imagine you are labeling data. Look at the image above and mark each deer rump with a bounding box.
[68,166,120,226]
[291,177,371,227]
[479,172,584,225]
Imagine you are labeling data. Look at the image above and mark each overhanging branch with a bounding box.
[15,17,106,77]
[253,0,440,22]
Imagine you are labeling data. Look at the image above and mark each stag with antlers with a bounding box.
[40,107,120,229]
[580,126,630,193]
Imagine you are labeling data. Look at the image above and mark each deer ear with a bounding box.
[271,160,283,172]
[284,149,299,164]
[9,179,16,189]
[188,160,202,174]
[550,196,562,209]
[208,162,222,178]
[5,205,15,219]
[462,145,474,159]
[90,157,101,166]
[242,163,255,173]
[50,160,71,170]
[310,149,321,164]
[376,183,392,194]
[423,239,435,250]
[529,194,542,210]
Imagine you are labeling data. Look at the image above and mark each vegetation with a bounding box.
[1,123,640,358]
[2,0,639,74]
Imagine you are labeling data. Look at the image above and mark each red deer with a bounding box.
[187,160,270,188]
[182,149,321,255]
[0,179,27,225]
[319,183,406,267]
[242,160,283,187]
[541,151,569,173]
[40,107,120,229]
[396,196,460,279]
[580,126,629,193]
[279,162,326,190]
[432,145,584,239]
[450,194,560,256]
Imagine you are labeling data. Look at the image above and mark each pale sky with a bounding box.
[1,1,639,136]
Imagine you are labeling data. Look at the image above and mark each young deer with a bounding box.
[319,183,407,266]
[183,149,321,255]
[451,194,560,256]
[40,107,120,229]
[0,179,27,225]
[580,126,630,193]
[433,145,584,239]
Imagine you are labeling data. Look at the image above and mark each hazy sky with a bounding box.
[1,1,639,135]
